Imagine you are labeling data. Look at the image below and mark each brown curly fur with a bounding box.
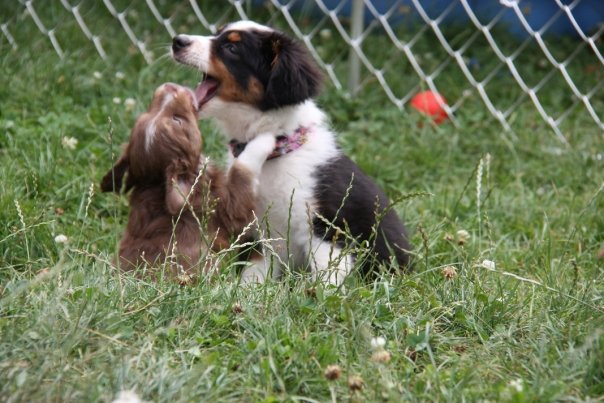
[101,83,256,280]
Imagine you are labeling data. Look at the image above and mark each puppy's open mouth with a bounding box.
[195,74,219,109]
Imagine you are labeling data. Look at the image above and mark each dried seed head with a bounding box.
[442,266,457,280]
[231,303,244,314]
[456,229,470,245]
[305,287,317,298]
[370,350,391,363]
[324,364,342,381]
[453,345,467,354]
[406,349,417,362]
[347,375,364,392]
[37,268,50,276]
[177,272,193,286]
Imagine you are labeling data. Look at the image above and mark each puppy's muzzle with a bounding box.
[172,35,192,53]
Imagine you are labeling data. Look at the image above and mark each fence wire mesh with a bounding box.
[2,0,603,143]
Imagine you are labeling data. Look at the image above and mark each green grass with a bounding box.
[1,2,603,402]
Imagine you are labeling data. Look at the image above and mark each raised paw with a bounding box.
[244,133,276,159]
[237,133,276,174]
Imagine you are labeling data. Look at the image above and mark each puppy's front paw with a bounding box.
[245,133,276,159]
[237,133,276,174]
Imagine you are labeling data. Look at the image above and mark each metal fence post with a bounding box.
[348,0,364,95]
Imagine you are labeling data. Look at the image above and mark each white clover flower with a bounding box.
[93,71,103,79]
[115,71,126,80]
[509,378,523,392]
[113,97,122,104]
[54,234,68,244]
[124,97,136,111]
[481,259,496,270]
[370,336,386,350]
[61,136,78,150]
[319,28,332,40]
[111,390,143,403]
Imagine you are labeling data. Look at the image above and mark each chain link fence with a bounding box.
[2,0,603,143]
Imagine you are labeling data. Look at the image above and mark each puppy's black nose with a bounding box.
[172,35,192,53]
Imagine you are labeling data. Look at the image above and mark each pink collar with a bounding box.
[229,126,310,160]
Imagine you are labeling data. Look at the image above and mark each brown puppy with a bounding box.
[101,83,275,280]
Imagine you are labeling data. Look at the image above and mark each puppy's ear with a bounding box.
[100,151,131,193]
[261,31,322,110]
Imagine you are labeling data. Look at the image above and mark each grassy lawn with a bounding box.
[1,2,603,402]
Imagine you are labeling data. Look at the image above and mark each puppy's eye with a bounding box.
[172,115,183,126]
[223,42,238,54]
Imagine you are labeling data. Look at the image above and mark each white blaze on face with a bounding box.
[145,91,175,151]
[172,34,212,71]
[172,21,273,72]
[224,20,273,33]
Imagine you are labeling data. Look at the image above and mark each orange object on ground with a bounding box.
[410,91,449,124]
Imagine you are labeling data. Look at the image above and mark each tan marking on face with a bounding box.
[227,32,241,42]
[209,56,265,104]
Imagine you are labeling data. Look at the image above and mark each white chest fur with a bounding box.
[220,101,351,284]
[254,126,339,265]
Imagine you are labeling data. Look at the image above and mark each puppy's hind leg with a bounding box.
[240,247,281,284]
[307,238,353,287]
[232,133,277,285]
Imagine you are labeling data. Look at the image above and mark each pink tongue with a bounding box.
[195,82,210,101]
[195,78,219,106]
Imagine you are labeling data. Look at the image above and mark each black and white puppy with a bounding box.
[172,20,411,285]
